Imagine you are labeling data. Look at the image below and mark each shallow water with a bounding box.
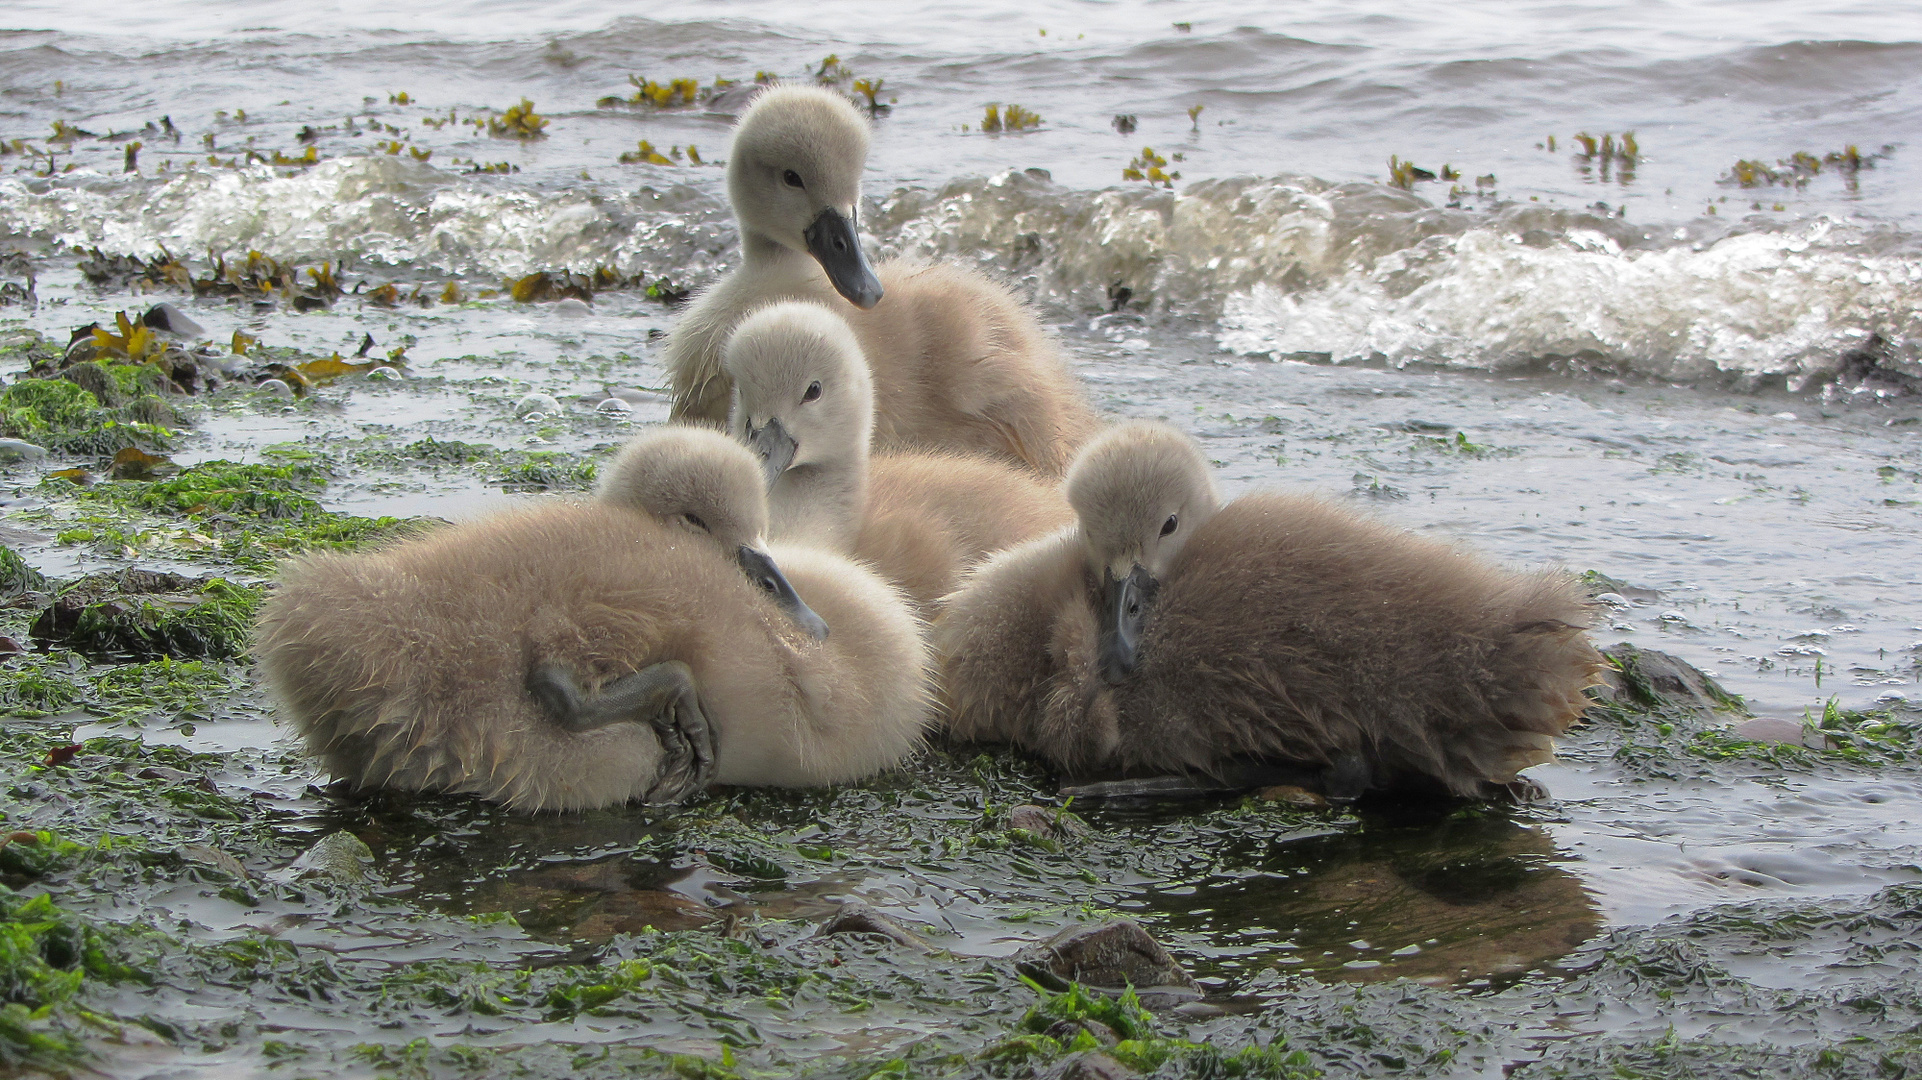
[3,2,1921,1076]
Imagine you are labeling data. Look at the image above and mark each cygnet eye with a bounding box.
[783,169,805,189]
[683,512,709,532]
[757,573,779,595]
[803,381,822,403]
[1160,513,1179,537]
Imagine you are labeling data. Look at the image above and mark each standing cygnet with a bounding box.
[933,421,1604,799]
[662,84,1098,476]
[256,427,931,813]
[700,300,1074,615]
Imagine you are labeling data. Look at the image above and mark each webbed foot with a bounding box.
[527,660,716,803]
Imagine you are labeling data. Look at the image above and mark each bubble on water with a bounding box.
[514,392,561,419]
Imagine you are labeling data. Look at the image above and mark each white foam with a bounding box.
[1218,221,1922,385]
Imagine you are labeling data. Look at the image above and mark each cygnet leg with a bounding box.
[527,660,715,802]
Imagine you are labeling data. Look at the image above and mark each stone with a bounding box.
[1256,784,1329,809]
[0,439,48,463]
[1589,643,1741,717]
[1014,919,1197,992]
[141,302,205,338]
[814,901,930,951]
[287,830,374,883]
[571,890,718,938]
[1730,717,1826,748]
[1006,803,1089,842]
[1041,1052,1136,1080]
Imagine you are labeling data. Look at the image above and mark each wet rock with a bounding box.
[0,438,48,463]
[1256,785,1330,809]
[1729,717,1826,748]
[1588,643,1743,718]
[815,901,930,951]
[1833,333,1918,396]
[108,446,178,480]
[0,635,22,655]
[137,765,219,794]
[1014,919,1197,992]
[1041,1051,1136,1080]
[1006,804,1089,843]
[29,569,259,660]
[141,302,204,338]
[180,843,248,879]
[57,361,124,407]
[571,890,718,938]
[287,830,374,883]
[125,395,181,427]
[1042,1018,1118,1047]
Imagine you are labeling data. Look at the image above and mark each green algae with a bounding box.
[0,544,46,598]
[0,888,156,1072]
[32,572,262,661]
[30,459,411,571]
[348,436,602,491]
[0,376,175,456]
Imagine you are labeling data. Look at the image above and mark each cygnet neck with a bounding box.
[771,452,867,553]
[740,228,827,290]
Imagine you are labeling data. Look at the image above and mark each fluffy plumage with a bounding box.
[934,421,1603,798]
[257,427,932,812]
[664,84,1097,476]
[722,301,1074,614]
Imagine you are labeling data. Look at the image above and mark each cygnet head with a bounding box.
[727,85,883,309]
[1064,421,1221,684]
[597,425,829,639]
[723,301,873,488]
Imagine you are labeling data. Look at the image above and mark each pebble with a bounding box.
[814,901,930,951]
[1005,803,1089,841]
[1255,785,1329,809]
[0,439,48,463]
[1729,717,1824,748]
[1041,1052,1136,1080]
[1014,918,1198,992]
[286,830,375,883]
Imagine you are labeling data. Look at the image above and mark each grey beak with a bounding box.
[737,545,829,640]
[804,206,884,309]
[744,416,798,488]
[1096,564,1156,686]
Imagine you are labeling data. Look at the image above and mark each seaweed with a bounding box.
[29,571,263,661]
[486,99,547,139]
[981,104,1042,133]
[1723,145,1884,189]
[1123,146,1179,186]
[0,377,173,457]
[30,459,410,571]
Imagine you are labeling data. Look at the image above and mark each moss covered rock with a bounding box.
[28,570,261,660]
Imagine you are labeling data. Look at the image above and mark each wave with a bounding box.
[3,155,1917,388]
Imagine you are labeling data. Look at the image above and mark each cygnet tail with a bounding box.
[1480,616,1608,783]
